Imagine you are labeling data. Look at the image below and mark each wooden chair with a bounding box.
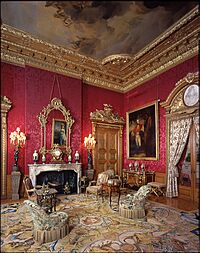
[147,172,166,197]
[23,176,42,200]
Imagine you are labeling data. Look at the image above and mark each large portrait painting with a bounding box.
[126,101,159,160]
[52,119,68,147]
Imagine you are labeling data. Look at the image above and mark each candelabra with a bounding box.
[10,127,26,200]
[84,134,96,169]
[10,127,26,171]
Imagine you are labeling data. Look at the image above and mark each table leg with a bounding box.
[109,188,112,207]
[118,189,120,205]
[50,196,53,213]
[53,194,56,211]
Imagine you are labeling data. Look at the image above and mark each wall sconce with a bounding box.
[10,127,26,171]
[84,134,96,170]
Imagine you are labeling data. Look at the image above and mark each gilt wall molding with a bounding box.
[1,6,199,93]
[161,72,199,112]
[1,96,12,199]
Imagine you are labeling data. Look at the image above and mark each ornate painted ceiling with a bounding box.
[1,1,199,92]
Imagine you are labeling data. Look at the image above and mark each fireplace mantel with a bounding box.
[28,163,82,194]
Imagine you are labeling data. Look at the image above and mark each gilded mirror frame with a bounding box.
[37,97,74,158]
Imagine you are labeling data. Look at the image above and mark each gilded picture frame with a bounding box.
[52,119,68,148]
[126,101,159,160]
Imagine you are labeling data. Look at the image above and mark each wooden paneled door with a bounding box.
[90,104,125,180]
[93,124,123,178]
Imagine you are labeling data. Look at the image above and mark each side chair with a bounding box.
[147,172,166,197]
[23,176,42,201]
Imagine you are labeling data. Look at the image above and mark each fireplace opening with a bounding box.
[36,170,77,194]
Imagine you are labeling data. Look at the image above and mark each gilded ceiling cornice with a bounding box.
[1,6,199,93]
[123,6,199,71]
[123,7,199,91]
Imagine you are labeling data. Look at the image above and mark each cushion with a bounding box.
[147,182,165,188]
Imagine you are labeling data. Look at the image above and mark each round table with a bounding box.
[35,187,57,213]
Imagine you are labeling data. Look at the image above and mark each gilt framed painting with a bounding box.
[126,101,159,160]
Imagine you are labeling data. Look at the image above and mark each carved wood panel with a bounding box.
[94,126,119,177]
[90,104,124,180]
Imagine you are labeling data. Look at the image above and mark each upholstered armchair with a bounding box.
[119,185,151,219]
[24,200,69,244]
[86,169,114,199]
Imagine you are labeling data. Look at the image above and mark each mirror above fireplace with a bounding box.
[37,97,74,160]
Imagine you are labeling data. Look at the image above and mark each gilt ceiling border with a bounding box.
[1,6,199,93]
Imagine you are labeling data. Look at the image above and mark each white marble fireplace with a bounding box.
[28,163,82,194]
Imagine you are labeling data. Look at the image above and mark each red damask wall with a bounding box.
[82,84,124,166]
[1,63,124,175]
[124,56,198,172]
[1,55,198,177]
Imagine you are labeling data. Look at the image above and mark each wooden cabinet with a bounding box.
[122,170,155,188]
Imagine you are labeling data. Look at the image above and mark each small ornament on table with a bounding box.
[128,163,133,171]
[42,182,49,194]
[64,182,70,199]
[42,154,46,164]
[33,150,39,164]
[134,161,139,171]
[141,163,145,172]
[68,154,72,164]
[75,151,80,164]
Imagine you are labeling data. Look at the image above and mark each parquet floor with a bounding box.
[148,194,199,212]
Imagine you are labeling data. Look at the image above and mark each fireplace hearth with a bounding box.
[37,170,77,194]
[28,163,82,194]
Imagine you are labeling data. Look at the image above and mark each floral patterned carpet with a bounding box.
[1,193,199,252]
